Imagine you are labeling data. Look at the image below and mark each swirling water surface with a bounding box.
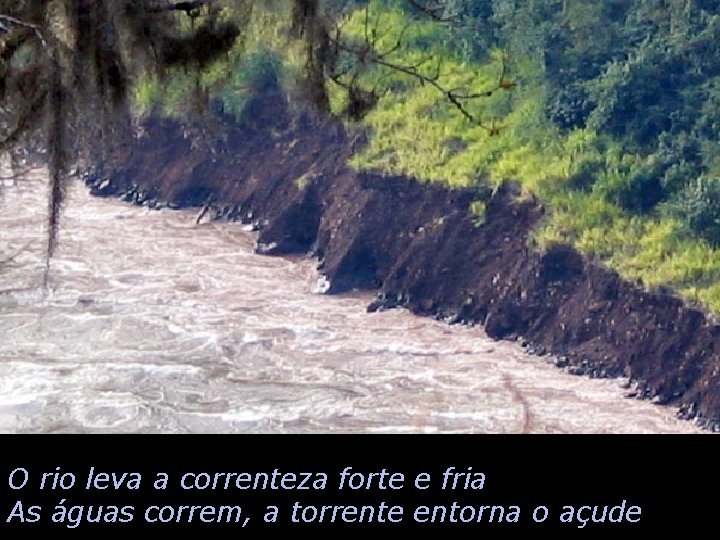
[0,167,701,433]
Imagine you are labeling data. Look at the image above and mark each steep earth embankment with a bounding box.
[87,91,720,429]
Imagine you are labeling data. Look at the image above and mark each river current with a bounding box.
[0,166,701,433]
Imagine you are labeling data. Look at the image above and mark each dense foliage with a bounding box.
[330,0,720,312]
[0,0,326,271]
[4,1,720,311]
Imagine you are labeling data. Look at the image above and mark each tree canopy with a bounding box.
[5,1,720,311]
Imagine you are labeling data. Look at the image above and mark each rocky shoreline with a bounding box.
[87,92,720,431]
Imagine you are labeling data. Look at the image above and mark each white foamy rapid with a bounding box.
[0,167,701,433]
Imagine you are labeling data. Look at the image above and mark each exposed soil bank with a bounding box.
[89,92,720,430]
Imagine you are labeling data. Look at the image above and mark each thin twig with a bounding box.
[0,90,49,152]
[404,0,455,23]
[333,38,492,130]
[0,13,48,50]
[144,1,215,15]
[330,22,514,135]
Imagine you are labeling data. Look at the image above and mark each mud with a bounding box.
[89,92,720,429]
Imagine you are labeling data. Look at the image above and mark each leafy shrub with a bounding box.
[546,84,595,132]
[221,49,283,120]
[671,177,720,246]
[597,163,664,213]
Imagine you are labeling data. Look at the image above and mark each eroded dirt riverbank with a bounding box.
[95,93,720,428]
[0,169,701,432]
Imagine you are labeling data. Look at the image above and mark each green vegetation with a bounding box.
[133,4,306,120]
[329,1,720,313]
[128,0,720,313]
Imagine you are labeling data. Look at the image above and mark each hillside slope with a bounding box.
[90,91,720,429]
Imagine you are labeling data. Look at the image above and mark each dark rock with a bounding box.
[555,356,569,368]
[90,178,117,197]
[98,90,720,430]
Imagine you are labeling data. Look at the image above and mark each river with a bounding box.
[0,166,701,433]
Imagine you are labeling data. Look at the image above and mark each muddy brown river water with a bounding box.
[0,167,702,433]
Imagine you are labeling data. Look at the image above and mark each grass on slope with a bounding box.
[333,3,720,313]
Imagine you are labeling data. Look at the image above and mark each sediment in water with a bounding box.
[88,91,720,429]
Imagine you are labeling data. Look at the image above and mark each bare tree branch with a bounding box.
[329,26,514,135]
[0,90,48,152]
[0,13,48,50]
[404,1,455,23]
[141,1,215,16]
[325,4,515,131]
